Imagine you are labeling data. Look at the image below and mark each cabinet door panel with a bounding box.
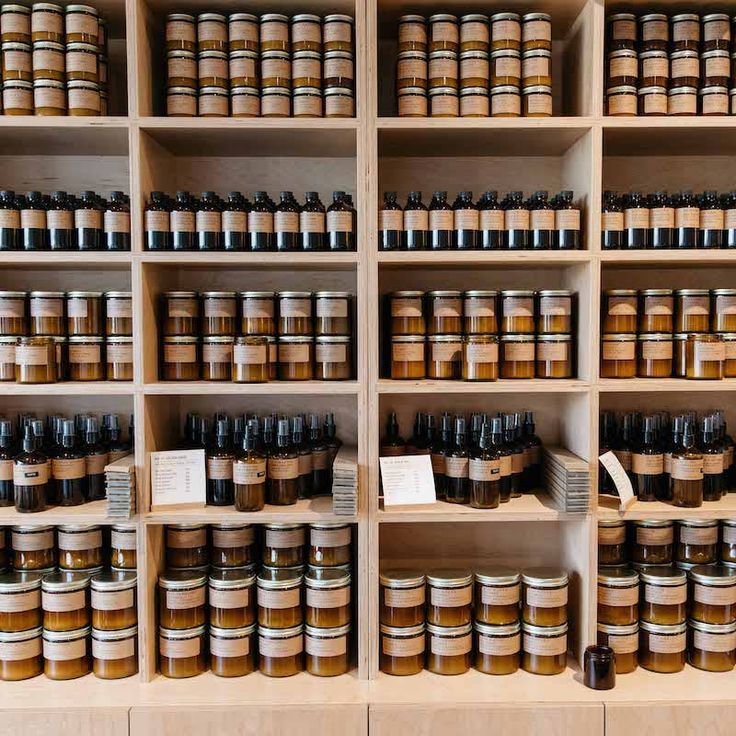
[606,702,736,736]
[0,708,129,736]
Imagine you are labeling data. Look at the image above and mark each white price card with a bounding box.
[379,455,436,507]
[151,449,206,510]
[598,450,635,511]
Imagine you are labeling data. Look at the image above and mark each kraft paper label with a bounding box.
[267,456,299,480]
[42,589,85,612]
[305,633,347,657]
[0,637,42,661]
[694,583,736,606]
[91,588,134,611]
[632,453,663,475]
[13,462,49,487]
[52,457,86,480]
[430,586,471,607]
[210,635,249,658]
[671,456,704,481]
[523,632,566,656]
[209,587,248,609]
[306,586,350,608]
[645,583,686,605]
[602,341,635,361]
[648,632,686,654]
[167,528,206,548]
[93,637,135,660]
[58,529,102,551]
[636,526,673,545]
[43,638,87,662]
[0,589,40,613]
[257,586,300,610]
[445,456,468,478]
[465,342,498,363]
[207,456,233,480]
[166,587,205,610]
[384,587,424,607]
[526,586,568,608]
[469,458,501,481]
[392,343,424,362]
[12,529,53,551]
[607,632,638,654]
[259,634,302,658]
[212,527,254,547]
[430,633,471,656]
[392,298,423,317]
[382,634,424,657]
[160,635,200,659]
[478,632,520,656]
[481,583,519,606]
[311,527,350,547]
[404,210,429,230]
[265,527,304,548]
[598,585,637,607]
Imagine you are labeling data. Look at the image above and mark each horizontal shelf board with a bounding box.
[1,382,135,396]
[0,253,132,269]
[378,251,590,267]
[598,495,736,521]
[0,119,129,156]
[144,380,360,396]
[141,252,358,268]
[600,251,736,265]
[378,379,590,394]
[598,379,736,393]
[0,500,130,525]
[379,493,581,522]
[603,118,736,155]
[0,117,129,129]
[145,496,355,524]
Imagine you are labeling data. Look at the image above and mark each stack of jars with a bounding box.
[396,12,553,117]
[1,3,109,116]
[379,566,569,676]
[161,289,353,383]
[0,289,132,383]
[388,288,576,381]
[157,522,353,678]
[166,11,354,117]
[0,523,138,681]
[379,190,581,251]
[600,287,736,380]
[605,11,735,116]
[598,519,736,673]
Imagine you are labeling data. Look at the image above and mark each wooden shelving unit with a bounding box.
[3,0,736,733]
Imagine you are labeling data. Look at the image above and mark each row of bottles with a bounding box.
[380,410,542,508]
[178,411,341,510]
[600,410,733,508]
[145,190,356,251]
[3,413,133,513]
[380,190,581,250]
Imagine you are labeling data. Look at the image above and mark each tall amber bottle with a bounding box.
[206,419,234,506]
[267,419,299,505]
[469,419,501,509]
[701,415,724,502]
[445,416,469,504]
[233,420,266,511]
[632,416,665,502]
[13,424,49,513]
[83,417,108,502]
[53,419,86,506]
[0,420,14,507]
[670,419,704,508]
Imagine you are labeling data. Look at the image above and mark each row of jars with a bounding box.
[379,567,569,676]
[607,83,736,116]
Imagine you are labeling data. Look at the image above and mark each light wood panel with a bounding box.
[0,709,129,736]
[605,702,736,736]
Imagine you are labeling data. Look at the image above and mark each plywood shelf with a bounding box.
[600,251,736,265]
[0,253,133,267]
[1,382,135,396]
[597,379,736,393]
[0,500,128,525]
[598,495,736,521]
[378,251,590,267]
[378,379,590,394]
[140,252,359,267]
[143,381,361,395]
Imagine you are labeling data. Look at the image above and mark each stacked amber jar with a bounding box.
[0,523,138,681]
[161,289,353,382]
[396,11,553,117]
[157,522,353,678]
[166,11,354,117]
[387,289,576,380]
[1,3,110,116]
[598,519,736,674]
[605,11,736,116]
[600,287,736,380]
[0,289,132,383]
[380,566,569,676]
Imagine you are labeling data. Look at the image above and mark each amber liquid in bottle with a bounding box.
[405,191,428,251]
[207,419,234,506]
[633,416,665,502]
[432,413,452,501]
[250,191,274,252]
[171,191,196,251]
[504,414,524,499]
[196,191,222,251]
[670,420,704,508]
[0,420,14,506]
[445,416,469,504]
[469,420,501,509]
[701,416,724,502]
[233,421,265,511]
[54,419,86,506]
[14,424,49,513]
[83,417,108,502]
[275,191,300,252]
[522,411,543,491]
[267,419,299,505]
[308,414,330,496]
[292,416,312,499]
[380,412,406,457]
[380,191,403,251]
[301,191,326,251]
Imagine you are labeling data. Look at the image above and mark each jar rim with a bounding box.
[258,624,303,638]
[291,13,320,22]
[678,518,719,527]
[324,13,353,22]
[210,623,257,637]
[474,566,520,585]
[464,290,497,297]
[474,621,520,636]
[160,624,206,639]
[634,519,673,527]
[0,290,27,298]
[522,12,550,21]
[501,289,535,297]
[522,567,569,587]
[392,335,425,343]
[597,621,638,635]
[639,619,687,634]
[399,14,425,22]
[164,290,198,298]
[107,336,133,344]
[164,335,199,343]
[90,570,137,591]
[257,569,303,589]
[314,291,351,298]
[305,623,351,637]
[426,622,472,636]
[58,524,100,533]
[43,625,91,642]
[305,567,351,588]
[166,12,194,20]
[689,564,736,586]
[490,49,520,57]
[380,622,425,636]
[202,335,234,343]
[641,288,672,296]
[460,13,487,22]
[427,290,462,297]
[12,524,54,532]
[689,619,736,634]
[200,290,236,298]
[379,568,425,588]
[638,566,686,585]
[279,335,313,343]
[522,621,568,636]
[598,519,626,527]
[671,13,699,21]
[501,334,535,342]
[310,522,351,530]
[522,48,551,57]
[597,566,638,586]
[491,12,520,21]
[713,289,736,296]
[538,289,572,297]
[66,290,103,298]
[0,626,42,642]
[426,567,473,587]
[637,333,672,341]
[537,334,572,342]
[265,523,304,530]
[428,334,462,343]
[429,13,457,22]
[315,335,351,343]
[260,13,288,22]
[158,570,207,589]
[92,625,138,641]
[30,291,65,298]
[639,13,668,21]
[391,290,424,297]
[239,291,275,298]
[69,335,103,343]
[42,571,90,592]
[278,291,312,298]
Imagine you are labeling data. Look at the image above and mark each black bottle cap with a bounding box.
[432,191,446,198]
[0,190,15,199]
[0,419,12,438]
[306,191,319,198]
[409,191,422,199]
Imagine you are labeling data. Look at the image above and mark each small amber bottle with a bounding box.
[267,418,299,505]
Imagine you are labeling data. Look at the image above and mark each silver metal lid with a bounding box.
[474,566,520,586]
[598,566,638,587]
[689,564,736,586]
[521,621,568,636]
[158,570,207,590]
[380,622,425,636]
[474,620,520,636]
[258,624,303,638]
[639,619,687,635]
[597,621,638,635]
[41,571,89,593]
[464,290,497,297]
[305,623,351,637]
[502,289,535,297]
[210,623,257,638]
[0,570,42,592]
[90,570,136,591]
[305,567,350,589]
[426,622,472,636]
[257,567,303,590]
[521,567,569,587]
[42,625,91,642]
[92,625,137,641]
[0,626,42,642]
[678,518,718,527]
[428,290,462,297]
[208,567,256,589]
[278,291,312,298]
[638,566,686,586]
[689,619,736,634]
[379,569,425,589]
[426,567,473,587]
[633,519,673,527]
[240,291,274,298]
[160,624,206,639]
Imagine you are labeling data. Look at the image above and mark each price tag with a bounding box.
[599,451,635,511]
[379,455,436,507]
[151,449,206,509]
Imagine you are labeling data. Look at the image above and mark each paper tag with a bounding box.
[151,449,206,509]
[379,455,436,506]
[599,451,635,510]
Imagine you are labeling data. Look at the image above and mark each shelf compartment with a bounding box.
[600,251,736,265]
[0,253,132,268]
[598,494,736,521]
[598,379,736,393]
[0,499,128,525]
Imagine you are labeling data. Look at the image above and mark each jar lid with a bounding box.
[474,566,520,586]
[608,12,636,21]
[638,333,672,342]
[598,519,626,527]
[640,619,687,635]
[261,49,289,60]
[166,12,194,21]
[324,50,353,59]
[429,13,457,23]
[259,624,304,640]
[460,13,487,22]
[523,12,550,21]
[0,626,42,642]
[606,85,637,95]
[111,523,136,532]
[315,335,351,345]
[392,290,424,297]
[671,13,699,22]
[668,86,698,96]
[42,570,90,592]
[209,567,256,589]
[724,519,736,527]
[491,12,520,21]
[714,288,736,296]
[537,333,572,342]
[638,566,686,586]
[675,288,709,296]
[0,290,26,298]
[90,570,136,591]
[634,519,673,527]
[392,335,425,343]
[279,335,313,343]
[35,1,61,8]
[399,14,425,23]
[427,334,462,343]
[66,4,97,14]
[501,334,535,342]
[522,567,568,587]
[598,566,638,587]
[426,622,472,636]
[69,335,103,343]
[598,621,638,636]
[538,289,572,298]
[291,13,320,23]
[638,86,666,94]
[426,567,472,587]
[474,620,520,636]
[671,50,698,59]
[458,50,488,60]
[92,625,138,641]
[257,567,303,589]
[305,623,351,637]
[164,335,199,344]
[523,48,551,58]
[379,568,425,589]
[212,522,253,531]
[325,87,354,98]
[30,291,64,298]
[679,518,718,527]
[0,570,42,592]
[210,623,257,639]
[167,523,206,531]
[0,336,17,344]
[689,618,736,635]
[305,567,350,589]
[200,85,228,96]
[67,80,100,90]
[279,290,312,298]
[324,14,352,23]
[160,624,207,639]
[66,41,97,52]
[639,50,667,59]
[429,87,458,96]
[689,564,736,586]
[502,289,535,297]
[703,12,729,21]
[240,291,274,298]
[106,336,133,345]
[428,290,462,298]
[490,85,519,95]
[67,290,102,298]
[702,49,729,58]
[264,523,304,531]
[58,524,100,533]
[700,87,729,96]
[43,625,91,642]
[605,289,637,296]
[3,80,31,89]
[491,49,520,58]
[465,334,498,343]
[12,524,54,533]
[164,290,198,298]
[260,12,288,22]
[641,288,672,296]
[202,335,234,344]
[521,621,568,636]
[1,41,29,51]
[314,291,351,299]
[522,85,552,94]
[639,13,667,22]
[201,291,236,298]
[158,570,207,590]
[601,333,635,341]
[229,12,257,22]
[310,522,350,530]
[464,290,497,297]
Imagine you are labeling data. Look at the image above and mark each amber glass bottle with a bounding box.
[469,420,502,509]
[13,424,48,513]
[632,416,665,502]
[267,419,299,505]
[170,191,196,251]
[82,417,108,502]
[275,191,300,252]
[445,416,469,504]
[453,191,478,250]
[379,191,403,251]
[206,419,234,506]
[196,191,222,251]
[701,416,724,502]
[671,419,704,508]
[432,413,452,500]
[404,191,428,250]
[0,420,14,507]
[249,191,274,251]
[380,412,405,456]
[308,414,330,496]
[53,419,86,506]
[292,416,312,499]
[300,191,326,251]
[429,191,453,250]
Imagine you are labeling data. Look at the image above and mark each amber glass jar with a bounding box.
[159,624,206,678]
[600,334,636,379]
[68,336,104,381]
[0,626,43,681]
[629,520,674,564]
[314,291,351,336]
[462,334,499,381]
[427,569,472,627]
[166,524,208,568]
[379,569,425,627]
[380,622,425,675]
[104,291,132,336]
[598,520,626,565]
[688,619,736,672]
[239,291,275,335]
[426,622,472,675]
[90,570,137,631]
[305,567,350,628]
[57,525,102,570]
[0,290,26,335]
[391,335,426,379]
[43,625,90,680]
[639,620,686,673]
[500,290,535,334]
[640,566,687,625]
[0,335,16,381]
[676,520,718,564]
[521,622,567,675]
[474,567,520,625]
[427,335,462,379]
[500,334,535,379]
[639,289,673,334]
[211,524,254,568]
[232,335,269,383]
[522,568,568,626]
[427,290,462,335]
[92,625,138,680]
[463,290,497,334]
[257,567,303,628]
[315,336,352,380]
[209,567,256,629]
[262,523,305,567]
[474,620,520,675]
[66,291,101,336]
[259,623,304,677]
[278,291,313,336]
[637,334,673,378]
[537,290,573,334]
[0,571,42,632]
[390,291,425,335]
[689,565,736,625]
[106,337,133,381]
[308,523,351,566]
[29,291,63,336]
[202,336,233,381]
[158,570,207,630]
[278,336,314,381]
[675,289,710,333]
[201,291,236,336]
[11,526,55,570]
[687,333,725,380]
[15,336,57,384]
[713,289,736,333]
[536,334,573,379]
[305,622,350,677]
[162,291,199,336]
[603,290,637,333]
[209,623,256,677]
[162,336,199,381]
[722,521,736,563]
[597,621,638,674]
[598,567,638,626]
[41,571,89,632]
